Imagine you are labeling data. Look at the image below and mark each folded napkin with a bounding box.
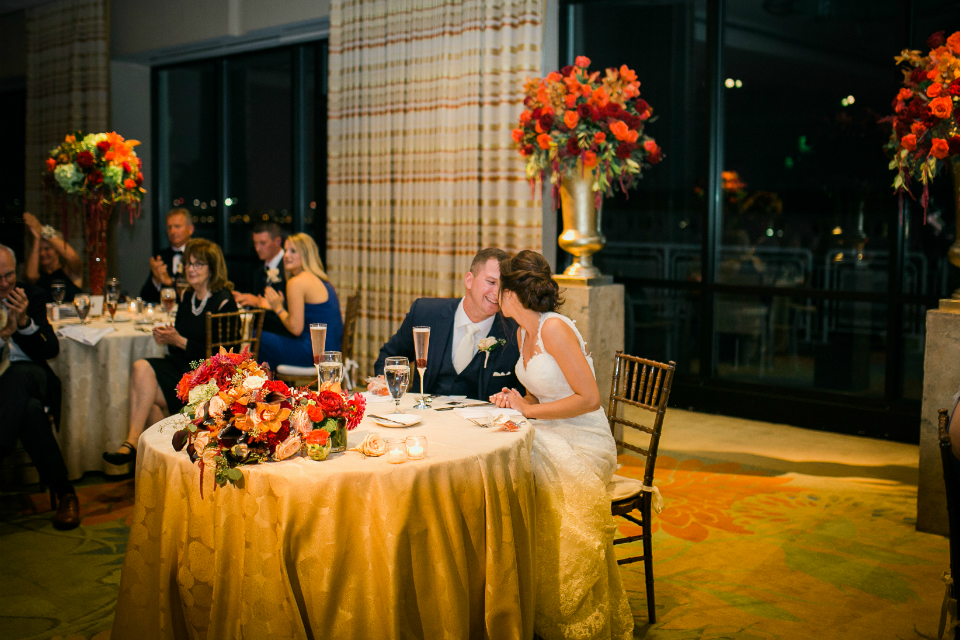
[361,391,393,403]
[453,407,522,421]
[57,324,115,346]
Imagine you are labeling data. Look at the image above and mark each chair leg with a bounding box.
[642,498,656,623]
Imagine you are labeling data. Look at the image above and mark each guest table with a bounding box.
[111,396,536,640]
[50,316,164,479]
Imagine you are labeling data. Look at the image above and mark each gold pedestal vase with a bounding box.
[558,166,605,279]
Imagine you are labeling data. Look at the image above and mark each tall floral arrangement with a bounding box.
[885,31,960,212]
[44,131,145,294]
[512,56,662,206]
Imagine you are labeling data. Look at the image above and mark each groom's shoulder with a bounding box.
[406,297,458,318]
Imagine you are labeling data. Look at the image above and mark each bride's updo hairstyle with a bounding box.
[499,250,564,313]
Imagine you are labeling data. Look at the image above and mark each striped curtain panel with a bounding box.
[327,0,543,377]
[24,0,109,238]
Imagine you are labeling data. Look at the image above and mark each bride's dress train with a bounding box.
[515,312,633,640]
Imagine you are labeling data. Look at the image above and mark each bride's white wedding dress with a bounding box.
[515,312,633,640]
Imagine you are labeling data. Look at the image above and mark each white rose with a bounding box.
[290,407,312,436]
[242,375,267,392]
[478,337,498,350]
[273,434,302,461]
[208,395,226,419]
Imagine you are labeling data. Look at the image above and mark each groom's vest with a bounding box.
[432,332,485,399]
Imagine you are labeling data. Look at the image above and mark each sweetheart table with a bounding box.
[111,395,536,639]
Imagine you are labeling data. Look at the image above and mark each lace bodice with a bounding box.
[516,312,595,404]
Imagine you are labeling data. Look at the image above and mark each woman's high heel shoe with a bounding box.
[103,441,137,465]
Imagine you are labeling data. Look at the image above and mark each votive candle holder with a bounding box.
[385,438,407,464]
[405,435,427,460]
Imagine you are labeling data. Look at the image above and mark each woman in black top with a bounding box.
[22,212,83,302]
[103,238,238,465]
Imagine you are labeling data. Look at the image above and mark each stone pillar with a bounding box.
[554,275,625,412]
[918,306,960,535]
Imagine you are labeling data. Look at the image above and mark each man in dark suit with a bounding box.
[0,244,79,530]
[374,248,524,401]
[139,208,194,303]
[232,222,291,336]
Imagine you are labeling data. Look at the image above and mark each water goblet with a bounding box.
[384,356,410,414]
[74,294,91,325]
[51,279,66,305]
[319,351,343,387]
[412,326,430,409]
[105,292,119,323]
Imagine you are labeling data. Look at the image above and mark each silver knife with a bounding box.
[369,414,408,425]
[434,402,494,411]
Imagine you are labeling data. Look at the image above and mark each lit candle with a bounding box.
[407,445,423,458]
[387,448,406,464]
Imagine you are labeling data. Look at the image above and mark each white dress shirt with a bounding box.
[265,249,285,276]
[0,317,39,363]
[451,298,496,366]
[153,243,187,290]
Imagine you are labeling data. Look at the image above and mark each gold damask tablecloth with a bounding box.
[50,318,164,479]
[111,396,536,640]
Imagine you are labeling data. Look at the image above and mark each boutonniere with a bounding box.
[266,268,281,284]
[477,337,506,368]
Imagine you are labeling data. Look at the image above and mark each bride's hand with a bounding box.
[501,388,530,416]
[490,387,512,408]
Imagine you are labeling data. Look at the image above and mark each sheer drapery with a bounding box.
[327,0,543,377]
[24,0,109,244]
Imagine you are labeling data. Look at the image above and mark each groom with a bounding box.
[374,248,524,400]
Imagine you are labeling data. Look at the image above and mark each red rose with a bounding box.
[634,99,650,114]
[531,107,542,120]
[567,135,581,155]
[928,31,946,49]
[949,136,960,156]
[648,148,662,164]
[262,379,290,396]
[230,402,247,415]
[623,114,642,130]
[560,65,574,76]
[89,170,104,185]
[318,390,345,416]
[949,80,960,97]
[136,157,142,168]
[76,150,94,170]
[96,140,110,153]
[538,113,554,131]
[521,144,534,156]
[576,103,594,121]
[616,142,636,160]
[602,102,623,119]
[122,161,133,173]
[910,68,927,84]
[135,172,143,185]
[523,96,533,108]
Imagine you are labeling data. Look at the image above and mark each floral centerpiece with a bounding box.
[44,131,145,294]
[885,31,960,211]
[512,56,662,278]
[170,349,366,494]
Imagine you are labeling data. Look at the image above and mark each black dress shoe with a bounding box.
[52,493,80,530]
[103,441,137,466]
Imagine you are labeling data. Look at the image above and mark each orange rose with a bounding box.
[124,178,137,189]
[948,31,960,54]
[574,55,591,68]
[546,71,562,83]
[927,83,943,97]
[511,128,524,143]
[64,134,75,143]
[564,93,578,109]
[519,111,532,125]
[580,84,592,100]
[46,158,56,172]
[537,133,553,150]
[588,86,609,107]
[897,88,913,101]
[619,65,637,83]
[901,134,917,151]
[644,139,658,153]
[594,132,606,144]
[563,110,579,129]
[910,121,927,135]
[583,151,598,168]
[931,138,950,159]
[609,120,639,143]
[930,96,953,119]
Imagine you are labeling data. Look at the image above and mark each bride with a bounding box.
[490,250,633,640]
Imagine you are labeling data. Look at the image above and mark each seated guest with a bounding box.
[374,248,524,401]
[22,212,82,302]
[139,208,194,303]
[232,221,291,337]
[257,233,342,370]
[0,244,79,529]
[104,239,237,465]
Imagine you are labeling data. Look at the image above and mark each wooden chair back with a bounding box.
[607,351,676,488]
[341,293,361,363]
[205,309,266,360]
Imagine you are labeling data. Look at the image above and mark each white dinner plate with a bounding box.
[371,413,421,428]
[361,391,394,403]
[111,313,132,323]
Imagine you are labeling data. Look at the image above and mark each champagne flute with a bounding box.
[413,326,430,409]
[74,294,91,325]
[310,323,327,389]
[384,356,410,414]
[319,351,343,386]
[175,276,189,302]
[105,293,118,323]
[160,287,176,320]
[105,278,120,299]
[51,279,66,305]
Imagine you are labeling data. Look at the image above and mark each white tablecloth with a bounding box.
[112,395,536,639]
[50,318,164,479]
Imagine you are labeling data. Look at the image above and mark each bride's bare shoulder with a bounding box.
[540,316,579,351]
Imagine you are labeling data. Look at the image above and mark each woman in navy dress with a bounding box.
[258,233,343,370]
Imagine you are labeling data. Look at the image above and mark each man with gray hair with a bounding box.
[0,243,79,529]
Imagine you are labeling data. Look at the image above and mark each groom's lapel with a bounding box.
[477,313,510,399]
[425,298,457,391]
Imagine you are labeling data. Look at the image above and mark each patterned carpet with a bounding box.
[0,445,949,639]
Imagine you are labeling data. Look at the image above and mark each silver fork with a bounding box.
[465,417,490,428]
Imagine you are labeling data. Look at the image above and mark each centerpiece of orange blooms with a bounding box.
[171,348,365,495]
[513,56,662,206]
[885,30,960,211]
[44,131,146,294]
